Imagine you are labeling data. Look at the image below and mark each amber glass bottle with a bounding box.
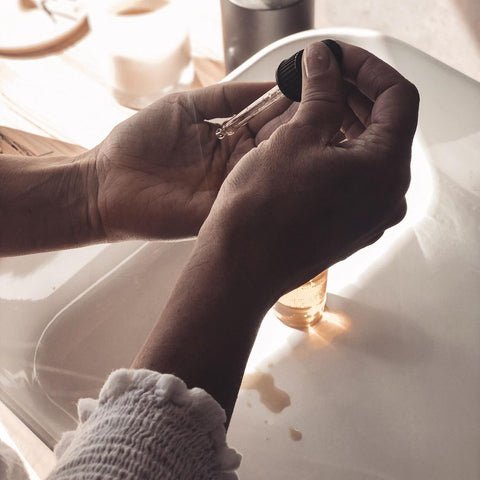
[273,270,328,329]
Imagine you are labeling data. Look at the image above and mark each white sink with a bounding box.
[1,28,479,478]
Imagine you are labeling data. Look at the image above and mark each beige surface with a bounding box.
[0,125,86,156]
[0,401,55,479]
[314,0,480,82]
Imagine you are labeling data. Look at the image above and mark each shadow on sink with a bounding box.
[0,251,60,278]
[33,240,194,424]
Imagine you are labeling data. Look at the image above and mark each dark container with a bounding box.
[221,0,315,73]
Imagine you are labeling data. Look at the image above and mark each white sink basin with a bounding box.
[1,28,479,478]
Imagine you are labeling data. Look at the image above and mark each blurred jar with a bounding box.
[220,0,315,72]
[88,0,194,109]
[272,269,328,329]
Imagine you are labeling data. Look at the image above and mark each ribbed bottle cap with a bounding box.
[275,50,304,102]
[275,39,343,102]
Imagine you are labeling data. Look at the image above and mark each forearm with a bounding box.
[132,231,274,422]
[0,151,104,256]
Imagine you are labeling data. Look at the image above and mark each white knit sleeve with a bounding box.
[47,369,242,480]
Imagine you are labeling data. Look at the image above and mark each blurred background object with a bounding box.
[220,0,315,72]
[1,0,478,107]
[88,0,194,109]
[0,0,88,57]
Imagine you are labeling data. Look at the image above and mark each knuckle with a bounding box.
[390,165,411,198]
[384,203,407,230]
[407,81,420,107]
[400,80,420,110]
[397,200,408,222]
[281,120,317,147]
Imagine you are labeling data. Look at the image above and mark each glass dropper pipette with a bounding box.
[215,40,343,140]
[215,85,285,139]
[215,49,304,139]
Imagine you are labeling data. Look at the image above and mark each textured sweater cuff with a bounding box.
[49,369,241,479]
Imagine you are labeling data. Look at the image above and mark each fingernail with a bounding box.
[304,42,331,78]
[322,39,343,67]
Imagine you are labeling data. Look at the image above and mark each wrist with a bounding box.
[44,151,106,248]
[194,224,277,314]
[74,148,106,245]
[133,232,274,418]
[0,152,105,255]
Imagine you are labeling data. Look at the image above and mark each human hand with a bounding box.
[198,40,419,302]
[87,82,288,241]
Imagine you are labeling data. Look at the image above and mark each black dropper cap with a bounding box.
[275,39,343,102]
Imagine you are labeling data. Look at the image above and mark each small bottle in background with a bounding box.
[273,270,328,329]
[220,0,315,73]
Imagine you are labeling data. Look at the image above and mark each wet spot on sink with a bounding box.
[289,426,302,441]
[241,370,291,413]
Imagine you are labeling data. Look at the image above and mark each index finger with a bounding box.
[337,41,419,145]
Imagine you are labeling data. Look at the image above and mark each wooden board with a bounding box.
[0,125,85,157]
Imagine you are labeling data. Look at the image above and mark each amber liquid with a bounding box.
[273,270,328,329]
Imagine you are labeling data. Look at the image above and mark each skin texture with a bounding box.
[0,153,99,255]
[200,41,417,297]
[132,41,419,421]
[1,40,419,428]
[91,82,289,241]
[0,82,285,255]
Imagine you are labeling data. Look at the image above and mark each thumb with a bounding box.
[294,41,345,142]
